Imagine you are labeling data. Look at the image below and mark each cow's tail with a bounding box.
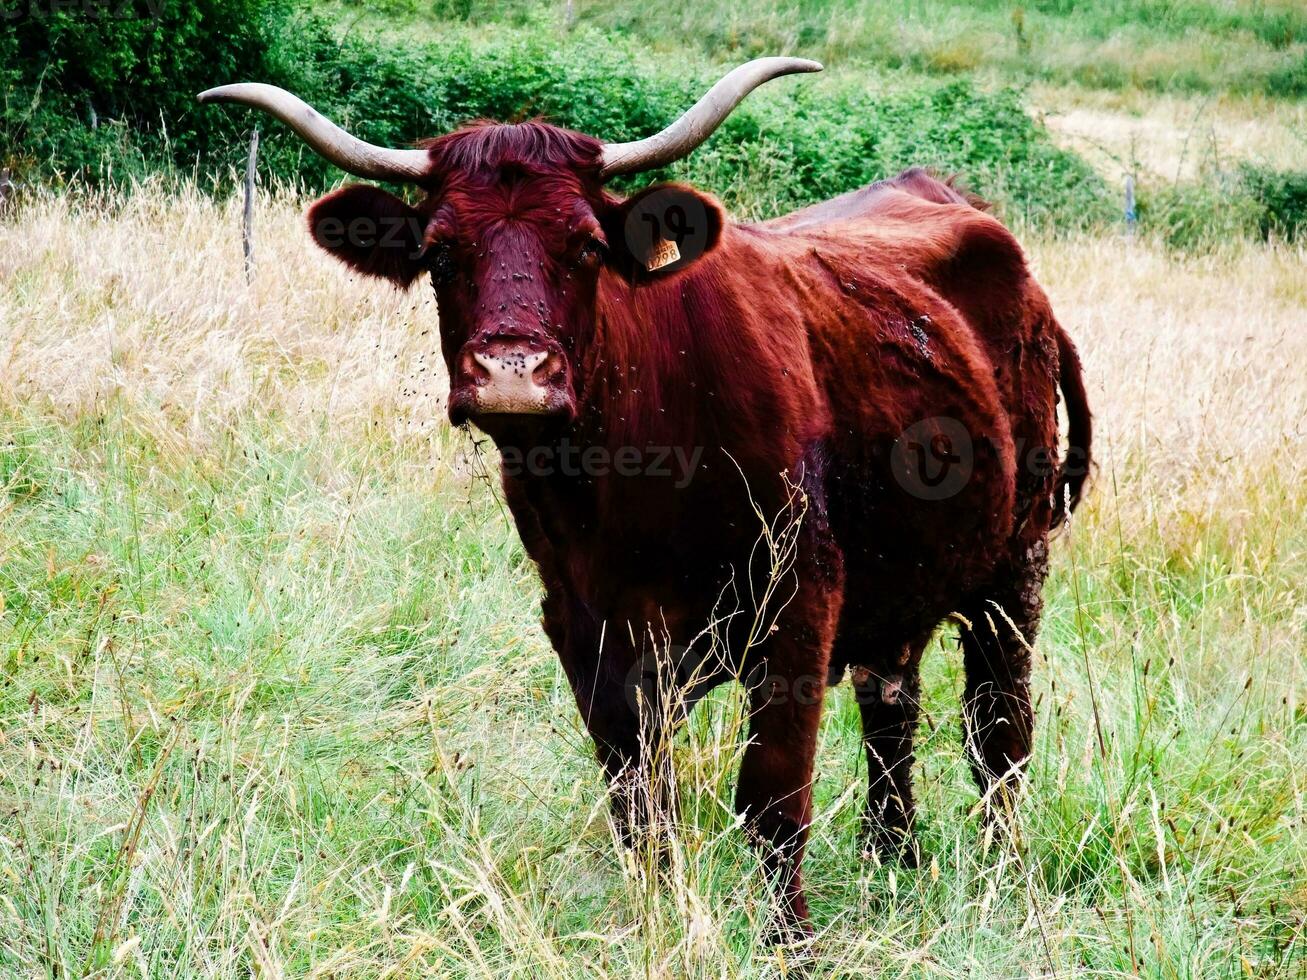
[1053,323,1092,526]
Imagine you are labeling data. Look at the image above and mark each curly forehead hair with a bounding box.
[421,121,604,179]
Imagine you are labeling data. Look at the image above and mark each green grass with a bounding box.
[1,322,1303,975]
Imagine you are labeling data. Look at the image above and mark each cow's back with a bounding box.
[767,171,1064,518]
[762,166,979,234]
[761,168,1046,388]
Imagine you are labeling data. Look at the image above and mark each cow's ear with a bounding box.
[306,184,429,286]
[601,184,724,283]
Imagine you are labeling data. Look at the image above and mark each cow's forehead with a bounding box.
[419,122,606,241]
[432,165,598,239]
[438,161,590,199]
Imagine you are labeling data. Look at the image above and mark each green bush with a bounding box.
[1135,166,1307,251]
[1,0,340,179]
[319,28,1114,226]
[1135,178,1263,252]
[1240,164,1307,241]
[1265,55,1307,98]
[733,78,1112,228]
[4,8,1110,228]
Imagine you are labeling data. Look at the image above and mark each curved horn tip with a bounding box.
[197,86,240,104]
[598,55,826,177]
[191,82,431,181]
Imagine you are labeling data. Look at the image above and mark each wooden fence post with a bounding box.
[243,127,259,283]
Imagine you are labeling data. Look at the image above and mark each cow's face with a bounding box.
[200,61,818,437]
[304,124,722,438]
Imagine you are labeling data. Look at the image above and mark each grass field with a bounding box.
[0,183,1303,977]
[1031,84,1307,182]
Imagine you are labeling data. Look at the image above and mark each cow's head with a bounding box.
[199,59,819,438]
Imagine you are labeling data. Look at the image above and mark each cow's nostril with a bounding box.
[532,351,565,384]
[461,350,492,384]
[452,342,573,421]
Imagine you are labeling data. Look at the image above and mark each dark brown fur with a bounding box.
[306,127,1092,935]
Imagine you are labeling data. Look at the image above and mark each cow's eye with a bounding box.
[577,235,606,268]
[428,243,457,285]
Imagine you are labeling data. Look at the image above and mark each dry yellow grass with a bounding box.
[1,185,447,447]
[1033,85,1307,181]
[4,185,1304,500]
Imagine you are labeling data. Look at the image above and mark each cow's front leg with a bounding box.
[735,549,843,939]
[563,643,675,845]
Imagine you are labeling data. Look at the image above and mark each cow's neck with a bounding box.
[575,260,755,453]
[526,243,805,509]
[496,230,821,606]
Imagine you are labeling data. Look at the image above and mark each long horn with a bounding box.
[599,57,822,178]
[197,83,432,182]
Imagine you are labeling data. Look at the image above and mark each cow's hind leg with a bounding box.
[851,638,927,866]
[958,545,1048,819]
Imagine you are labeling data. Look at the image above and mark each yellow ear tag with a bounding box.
[645,238,681,272]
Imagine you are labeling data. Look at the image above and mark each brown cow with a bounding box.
[201,58,1091,937]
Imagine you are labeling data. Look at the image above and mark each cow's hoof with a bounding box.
[764,917,815,949]
[761,888,814,949]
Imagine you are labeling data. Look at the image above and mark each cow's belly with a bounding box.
[823,418,1016,645]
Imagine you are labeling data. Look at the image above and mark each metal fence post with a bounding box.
[243,127,259,283]
[1124,174,1137,237]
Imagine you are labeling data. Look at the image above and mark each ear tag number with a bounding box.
[628,193,706,275]
[645,238,681,271]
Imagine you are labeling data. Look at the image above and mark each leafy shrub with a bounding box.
[3,8,1109,228]
[1135,179,1263,252]
[1240,164,1307,241]
[1,0,335,177]
[1137,165,1307,250]
[317,27,1113,225]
